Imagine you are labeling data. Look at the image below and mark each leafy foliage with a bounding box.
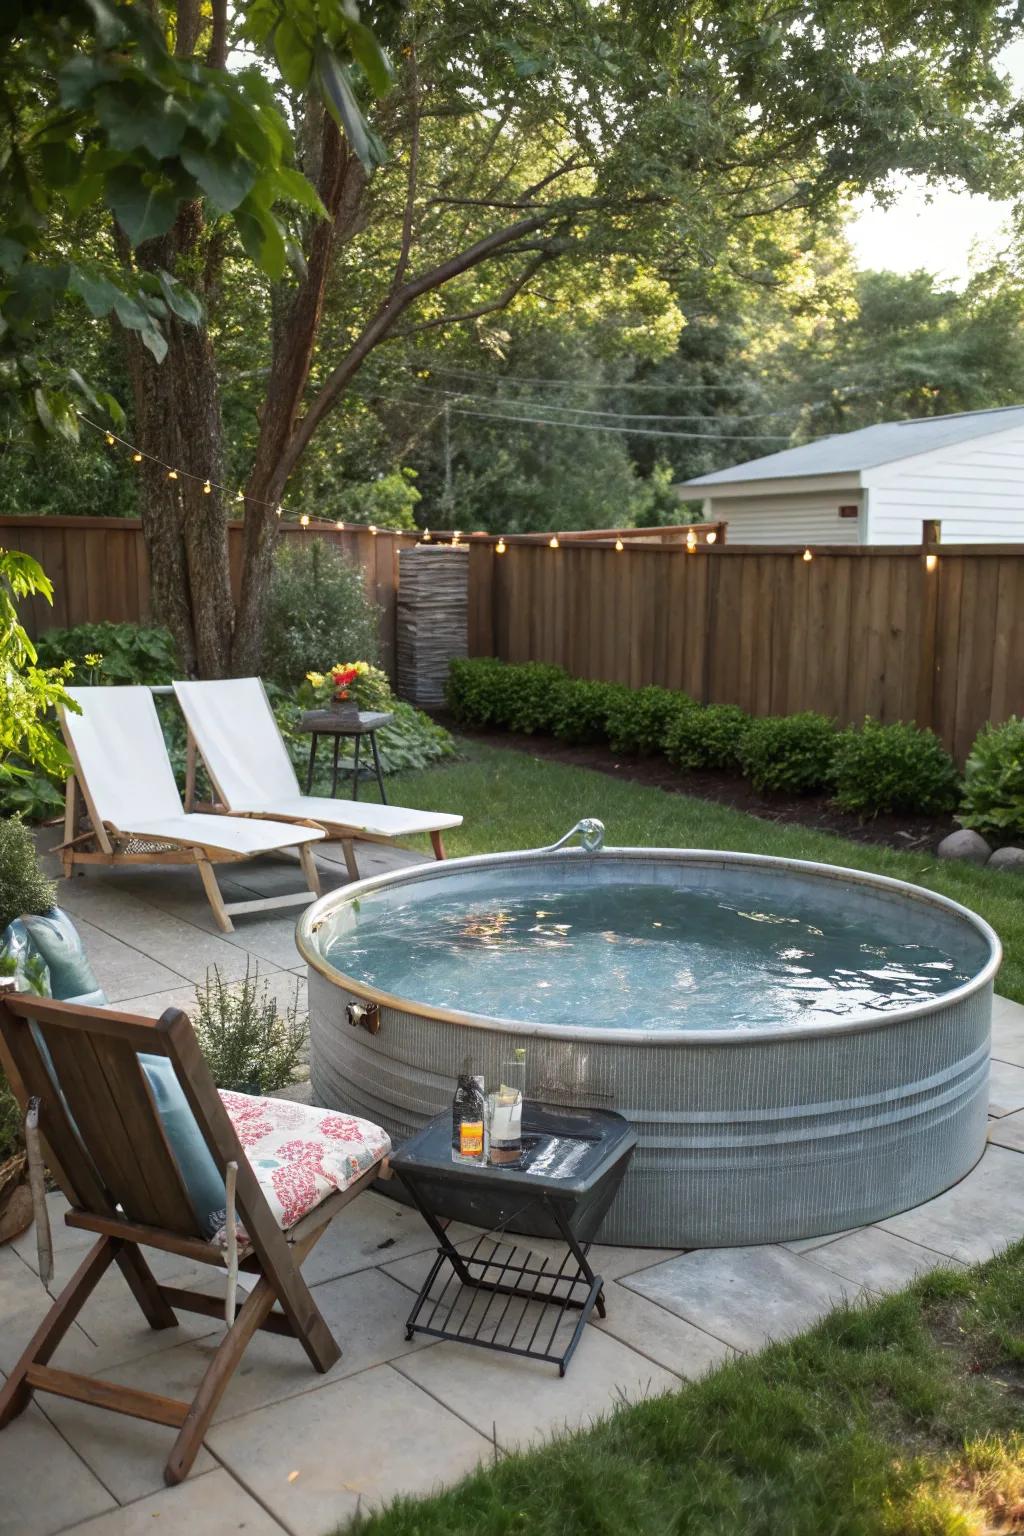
[35,621,179,684]
[550,678,630,745]
[738,712,838,796]
[958,718,1024,842]
[0,548,76,790]
[0,1071,21,1162]
[832,720,960,817]
[664,703,750,772]
[605,686,691,756]
[0,817,56,934]
[192,964,306,1095]
[445,658,509,729]
[299,661,392,712]
[262,539,382,687]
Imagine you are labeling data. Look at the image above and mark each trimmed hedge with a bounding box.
[550,677,630,745]
[737,711,838,796]
[605,686,693,755]
[958,716,1024,841]
[665,703,750,772]
[832,719,960,817]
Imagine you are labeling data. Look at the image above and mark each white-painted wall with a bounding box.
[705,490,863,545]
[863,422,1024,543]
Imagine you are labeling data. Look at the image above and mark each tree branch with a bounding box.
[389,46,420,295]
[385,252,550,339]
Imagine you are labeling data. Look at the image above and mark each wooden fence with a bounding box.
[1,516,418,674]
[467,530,1024,763]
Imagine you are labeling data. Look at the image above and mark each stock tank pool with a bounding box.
[297,837,1000,1246]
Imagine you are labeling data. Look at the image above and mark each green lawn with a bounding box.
[344,741,1024,1536]
[387,740,1024,1004]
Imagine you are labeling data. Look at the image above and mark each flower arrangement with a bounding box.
[302,660,392,713]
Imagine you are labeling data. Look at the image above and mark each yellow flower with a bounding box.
[84,653,103,667]
[305,671,325,687]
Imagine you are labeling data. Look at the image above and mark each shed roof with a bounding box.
[680,405,1024,489]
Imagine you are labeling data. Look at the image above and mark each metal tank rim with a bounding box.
[295,845,1002,1046]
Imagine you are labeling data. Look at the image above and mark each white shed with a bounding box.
[676,405,1024,544]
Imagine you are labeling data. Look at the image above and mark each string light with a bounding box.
[705,529,717,545]
[496,538,507,554]
[236,489,245,503]
[369,524,378,536]
[802,548,813,562]
[166,469,178,480]
[132,451,143,463]
[549,535,560,549]
[925,552,939,572]
[335,519,343,529]
[686,530,697,550]
[614,538,624,552]
[105,432,115,445]
[422,528,431,541]
[300,514,310,527]
[203,479,212,494]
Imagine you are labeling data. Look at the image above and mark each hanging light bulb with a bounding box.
[236,489,245,502]
[369,524,378,536]
[203,479,212,495]
[300,513,310,527]
[132,451,143,464]
[496,538,507,555]
[422,527,431,541]
[614,538,624,552]
[686,529,697,550]
[925,552,939,573]
[335,519,344,530]
[105,432,115,445]
[802,547,813,562]
[705,529,717,545]
[549,535,560,549]
[167,469,178,481]
[451,528,460,545]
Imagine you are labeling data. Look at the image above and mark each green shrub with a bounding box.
[832,719,960,817]
[738,711,837,796]
[193,964,306,1094]
[499,663,566,734]
[262,538,381,688]
[605,685,692,755]
[0,817,56,933]
[550,677,630,745]
[664,703,750,772]
[0,1072,20,1161]
[35,620,179,684]
[445,658,507,728]
[958,716,1024,841]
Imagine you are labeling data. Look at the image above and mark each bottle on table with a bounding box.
[451,1072,487,1164]
[489,1047,526,1165]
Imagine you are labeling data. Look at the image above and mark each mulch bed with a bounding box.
[445,722,958,855]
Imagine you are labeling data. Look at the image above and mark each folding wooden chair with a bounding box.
[0,991,389,1485]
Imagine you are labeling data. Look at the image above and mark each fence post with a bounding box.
[914,520,942,729]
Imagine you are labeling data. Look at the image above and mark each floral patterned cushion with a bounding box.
[214,1090,391,1243]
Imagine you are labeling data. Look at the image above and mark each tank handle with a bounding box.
[538,818,605,854]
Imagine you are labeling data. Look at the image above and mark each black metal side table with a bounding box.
[298,709,394,801]
[388,1103,636,1375]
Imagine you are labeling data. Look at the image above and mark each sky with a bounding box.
[845,39,1024,285]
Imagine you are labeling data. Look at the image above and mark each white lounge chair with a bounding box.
[173,677,462,880]
[57,686,325,933]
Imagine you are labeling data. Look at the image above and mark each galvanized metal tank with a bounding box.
[297,848,1000,1247]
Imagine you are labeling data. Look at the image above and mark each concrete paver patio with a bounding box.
[3,833,1024,1536]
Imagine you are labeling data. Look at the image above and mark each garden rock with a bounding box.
[937,830,991,865]
[987,846,1024,873]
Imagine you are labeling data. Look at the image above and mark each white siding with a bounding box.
[708,491,863,545]
[865,423,1024,543]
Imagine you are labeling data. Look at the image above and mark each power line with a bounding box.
[407,362,784,395]
[393,379,798,425]
[355,391,792,441]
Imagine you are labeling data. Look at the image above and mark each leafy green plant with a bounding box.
[958,717,1024,842]
[192,965,307,1095]
[550,677,630,745]
[0,769,66,821]
[35,620,179,684]
[1,548,76,783]
[298,660,392,712]
[497,663,567,734]
[605,686,692,755]
[263,538,382,688]
[665,703,750,772]
[445,658,508,728]
[832,719,960,817]
[0,816,57,934]
[738,712,838,796]
[0,1072,21,1162]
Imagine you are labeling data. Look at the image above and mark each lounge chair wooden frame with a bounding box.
[0,990,383,1485]
[57,758,322,936]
